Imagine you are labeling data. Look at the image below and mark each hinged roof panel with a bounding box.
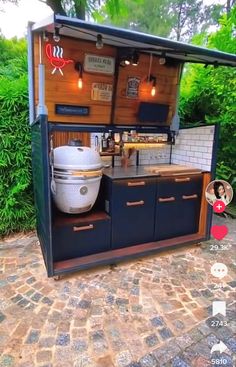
[31,14,236,67]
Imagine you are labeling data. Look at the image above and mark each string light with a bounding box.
[131,51,139,66]
[96,34,103,49]
[43,31,49,42]
[53,28,60,42]
[159,51,166,65]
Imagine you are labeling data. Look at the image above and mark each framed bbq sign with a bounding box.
[84,54,115,75]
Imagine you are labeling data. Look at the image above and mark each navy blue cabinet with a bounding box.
[102,173,203,249]
[52,212,111,261]
[108,178,156,249]
[154,175,203,240]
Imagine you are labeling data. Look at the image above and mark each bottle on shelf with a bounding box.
[107,130,115,152]
[101,133,108,152]
[123,131,128,142]
[119,132,124,155]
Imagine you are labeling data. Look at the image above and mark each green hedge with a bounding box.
[180,8,236,194]
[0,74,36,237]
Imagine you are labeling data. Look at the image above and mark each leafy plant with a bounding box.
[0,37,35,237]
[180,7,236,195]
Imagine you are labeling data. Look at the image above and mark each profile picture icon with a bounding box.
[205,180,233,206]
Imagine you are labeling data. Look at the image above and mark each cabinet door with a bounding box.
[154,176,202,240]
[111,178,156,249]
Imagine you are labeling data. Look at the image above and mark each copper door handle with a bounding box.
[158,197,175,202]
[127,181,146,187]
[126,200,144,206]
[175,177,190,182]
[182,194,198,200]
[73,224,94,232]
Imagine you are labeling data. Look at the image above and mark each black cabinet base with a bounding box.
[52,211,111,262]
[52,232,207,277]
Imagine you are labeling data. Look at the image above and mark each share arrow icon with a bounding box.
[211,341,228,354]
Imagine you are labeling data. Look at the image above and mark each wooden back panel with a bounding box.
[52,131,90,148]
[114,54,180,125]
[34,34,116,124]
[33,34,180,126]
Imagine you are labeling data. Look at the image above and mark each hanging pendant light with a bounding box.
[147,54,157,96]
[75,62,83,90]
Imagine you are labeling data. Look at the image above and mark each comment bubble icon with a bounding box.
[211,263,228,279]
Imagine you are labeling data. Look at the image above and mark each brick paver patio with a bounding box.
[0,214,235,367]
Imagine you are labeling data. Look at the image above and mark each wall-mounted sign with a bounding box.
[55,104,90,116]
[84,54,115,75]
[126,77,141,99]
[91,83,113,102]
[45,44,73,75]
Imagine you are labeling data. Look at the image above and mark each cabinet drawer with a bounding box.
[52,219,111,261]
[112,178,156,205]
[157,174,203,199]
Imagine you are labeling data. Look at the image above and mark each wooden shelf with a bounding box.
[53,233,206,275]
[100,150,121,157]
[53,209,110,227]
[123,141,170,145]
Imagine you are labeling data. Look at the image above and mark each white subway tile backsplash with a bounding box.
[172,125,214,171]
[140,159,150,165]
[204,141,214,147]
[194,152,203,158]
[92,127,214,171]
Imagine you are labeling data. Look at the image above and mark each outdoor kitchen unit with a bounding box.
[27,14,236,277]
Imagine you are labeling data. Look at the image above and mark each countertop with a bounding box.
[103,164,204,179]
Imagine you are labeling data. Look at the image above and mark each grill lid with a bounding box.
[54,143,103,170]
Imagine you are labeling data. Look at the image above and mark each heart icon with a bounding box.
[211,225,228,240]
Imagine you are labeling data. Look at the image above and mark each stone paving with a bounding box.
[0,214,235,367]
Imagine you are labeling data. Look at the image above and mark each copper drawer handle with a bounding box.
[182,194,198,200]
[126,200,144,206]
[158,197,175,202]
[175,177,190,182]
[127,181,146,187]
[73,224,94,232]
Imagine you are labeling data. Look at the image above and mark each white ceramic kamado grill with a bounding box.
[51,139,103,214]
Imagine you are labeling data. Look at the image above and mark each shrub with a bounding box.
[0,73,35,237]
[180,8,236,195]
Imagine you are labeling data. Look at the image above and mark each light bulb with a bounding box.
[96,34,103,49]
[131,51,139,66]
[43,31,49,42]
[159,57,166,65]
[151,86,156,97]
[124,59,130,65]
[78,77,83,89]
[53,28,60,42]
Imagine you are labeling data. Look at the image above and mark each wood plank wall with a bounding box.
[34,34,116,124]
[114,54,180,125]
[33,34,181,127]
[52,131,90,148]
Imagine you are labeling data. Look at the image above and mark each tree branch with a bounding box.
[45,0,66,16]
